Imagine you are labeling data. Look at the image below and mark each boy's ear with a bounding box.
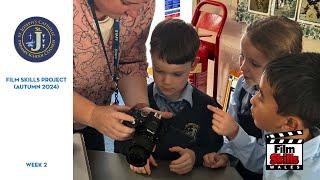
[281,116,303,132]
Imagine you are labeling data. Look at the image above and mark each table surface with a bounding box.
[87,151,243,180]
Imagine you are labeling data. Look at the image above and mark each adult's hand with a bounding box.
[132,103,174,119]
[142,107,174,119]
[90,104,135,140]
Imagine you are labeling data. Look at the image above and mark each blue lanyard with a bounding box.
[88,0,120,104]
[113,19,120,104]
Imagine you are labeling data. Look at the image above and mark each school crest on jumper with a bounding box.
[184,123,199,142]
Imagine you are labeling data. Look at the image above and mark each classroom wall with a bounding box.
[203,0,320,104]
[146,0,320,105]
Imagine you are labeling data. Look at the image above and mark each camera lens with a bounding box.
[126,146,149,167]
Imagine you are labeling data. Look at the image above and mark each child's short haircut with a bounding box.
[264,52,320,128]
[150,18,200,64]
[246,16,302,60]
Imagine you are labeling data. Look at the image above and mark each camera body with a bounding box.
[122,107,164,167]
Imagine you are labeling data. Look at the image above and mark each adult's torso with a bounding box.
[73,0,154,105]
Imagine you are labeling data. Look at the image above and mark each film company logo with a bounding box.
[266,130,303,170]
[14,17,60,63]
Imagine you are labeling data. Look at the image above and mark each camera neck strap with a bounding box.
[87,0,120,104]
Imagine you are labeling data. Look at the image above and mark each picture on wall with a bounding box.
[297,0,320,25]
[248,0,272,15]
[271,0,299,20]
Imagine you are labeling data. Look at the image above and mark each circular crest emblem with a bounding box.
[14,17,60,62]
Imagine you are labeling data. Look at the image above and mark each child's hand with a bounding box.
[207,105,239,140]
[129,155,158,175]
[169,146,196,174]
[203,152,229,168]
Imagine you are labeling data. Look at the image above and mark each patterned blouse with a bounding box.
[73,0,154,105]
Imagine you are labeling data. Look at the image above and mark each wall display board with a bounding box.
[236,0,320,39]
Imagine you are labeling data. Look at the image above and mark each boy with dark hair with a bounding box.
[115,18,223,175]
[210,52,320,179]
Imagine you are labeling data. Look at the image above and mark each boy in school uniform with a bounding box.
[206,52,320,179]
[204,16,303,180]
[115,18,223,175]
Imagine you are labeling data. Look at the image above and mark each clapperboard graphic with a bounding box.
[265,130,303,170]
[165,0,180,19]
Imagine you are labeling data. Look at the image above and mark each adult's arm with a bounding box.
[73,91,95,127]
[118,0,155,106]
[119,76,148,106]
[73,91,135,140]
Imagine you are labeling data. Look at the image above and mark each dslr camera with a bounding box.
[122,106,164,167]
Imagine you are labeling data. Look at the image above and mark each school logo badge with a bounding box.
[265,130,303,170]
[14,17,60,62]
[184,123,199,142]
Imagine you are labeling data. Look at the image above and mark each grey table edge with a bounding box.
[87,151,243,180]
